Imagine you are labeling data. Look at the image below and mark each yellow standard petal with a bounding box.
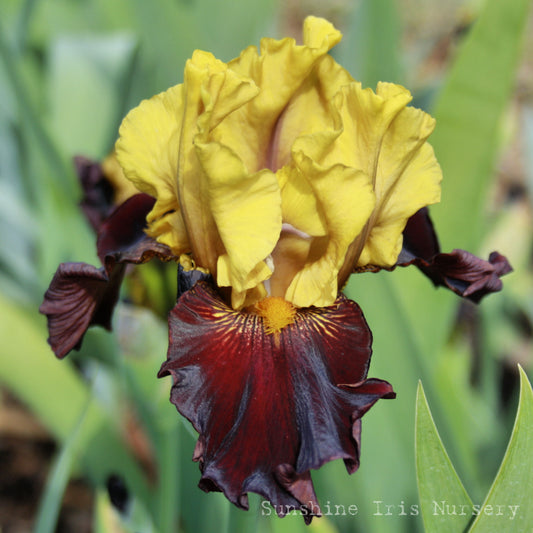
[356,83,442,267]
[115,84,190,253]
[194,140,281,309]
[176,50,260,278]
[323,81,441,270]
[283,149,375,307]
[185,51,281,308]
[276,165,327,239]
[216,16,343,175]
[116,17,443,311]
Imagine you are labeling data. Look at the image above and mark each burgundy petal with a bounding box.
[75,156,115,231]
[39,262,126,358]
[40,194,177,358]
[399,207,440,262]
[96,193,161,264]
[424,249,513,303]
[158,282,395,522]
[394,208,512,302]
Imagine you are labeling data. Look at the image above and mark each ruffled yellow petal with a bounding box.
[277,165,327,238]
[193,50,260,134]
[322,81,412,172]
[356,84,442,266]
[272,53,351,180]
[177,50,259,276]
[216,16,342,175]
[284,150,375,307]
[265,52,355,286]
[115,84,190,253]
[319,81,441,269]
[195,139,281,309]
[115,17,442,310]
[302,16,342,49]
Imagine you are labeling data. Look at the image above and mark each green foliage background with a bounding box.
[0,0,532,531]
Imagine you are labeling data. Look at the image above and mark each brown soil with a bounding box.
[0,390,93,533]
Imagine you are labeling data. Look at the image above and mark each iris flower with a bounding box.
[40,17,511,522]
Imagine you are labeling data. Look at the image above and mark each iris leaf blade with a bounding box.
[468,366,533,532]
[415,382,473,533]
[430,0,533,251]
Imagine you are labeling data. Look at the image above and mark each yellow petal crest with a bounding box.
[302,16,342,49]
[277,165,327,239]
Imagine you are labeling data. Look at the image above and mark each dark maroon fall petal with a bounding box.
[40,194,178,359]
[75,156,115,231]
[398,207,440,262]
[39,262,126,359]
[424,249,513,303]
[96,193,157,263]
[158,281,395,523]
[394,208,512,302]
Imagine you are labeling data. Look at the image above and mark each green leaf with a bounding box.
[416,382,473,533]
[430,0,533,251]
[469,367,533,532]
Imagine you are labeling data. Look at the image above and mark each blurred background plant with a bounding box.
[0,0,532,531]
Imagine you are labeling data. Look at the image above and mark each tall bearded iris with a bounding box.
[40,17,511,523]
